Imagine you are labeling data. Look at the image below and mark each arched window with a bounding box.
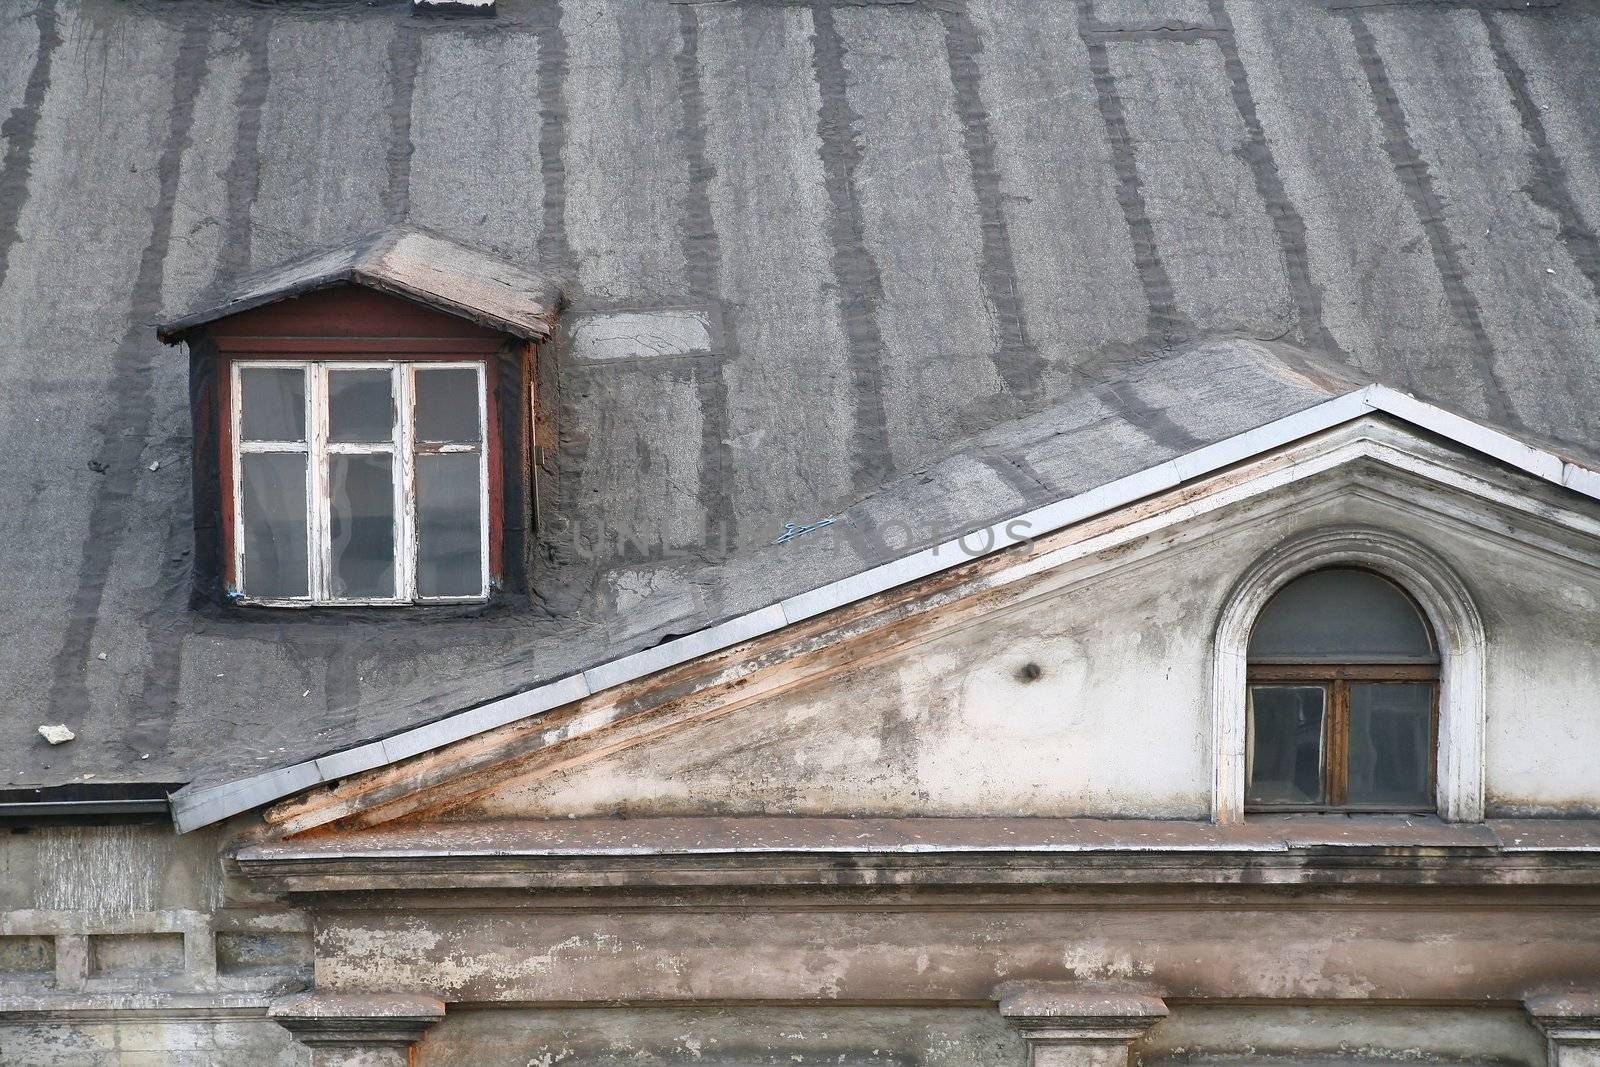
[1212,526,1485,824]
[1245,568,1439,812]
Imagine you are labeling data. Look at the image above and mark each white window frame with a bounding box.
[231,359,491,606]
[1211,525,1486,824]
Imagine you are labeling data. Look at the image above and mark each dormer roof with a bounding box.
[157,228,563,343]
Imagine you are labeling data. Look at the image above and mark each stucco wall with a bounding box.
[403,1004,1544,1067]
[0,1017,305,1067]
[462,455,1600,820]
[1137,1005,1545,1067]
[0,821,308,1066]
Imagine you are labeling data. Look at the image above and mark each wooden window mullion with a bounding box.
[1430,684,1441,805]
[1328,679,1349,807]
[1249,663,1437,682]
[310,363,331,602]
[394,363,415,603]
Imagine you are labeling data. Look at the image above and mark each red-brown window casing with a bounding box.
[188,285,538,604]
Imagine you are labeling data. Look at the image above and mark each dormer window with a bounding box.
[234,360,489,604]
[158,228,561,608]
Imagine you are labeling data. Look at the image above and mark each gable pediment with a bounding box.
[248,412,1600,840]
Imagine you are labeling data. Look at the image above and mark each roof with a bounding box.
[156,227,563,342]
[3,0,1600,817]
[168,383,1600,831]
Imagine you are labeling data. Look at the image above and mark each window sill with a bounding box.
[203,590,525,626]
[1246,806,1437,817]
[229,595,491,609]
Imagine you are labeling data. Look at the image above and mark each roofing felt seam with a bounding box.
[169,386,1600,832]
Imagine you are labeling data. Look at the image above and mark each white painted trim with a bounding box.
[172,387,1600,832]
[231,361,315,603]
[1210,525,1487,824]
[1363,385,1565,484]
[231,359,490,606]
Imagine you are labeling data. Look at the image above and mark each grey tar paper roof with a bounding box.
[7,0,1600,821]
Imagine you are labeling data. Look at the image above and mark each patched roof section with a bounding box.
[157,228,563,343]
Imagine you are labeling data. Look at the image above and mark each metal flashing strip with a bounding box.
[250,841,1297,860]
[169,387,1600,833]
[1363,385,1565,483]
[0,799,171,818]
[0,783,180,820]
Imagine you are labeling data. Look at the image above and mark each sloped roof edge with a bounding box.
[156,228,563,343]
[168,385,1600,833]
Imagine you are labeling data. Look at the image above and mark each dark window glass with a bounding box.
[240,453,309,597]
[1247,686,1326,806]
[414,368,482,444]
[416,453,483,598]
[328,368,395,444]
[234,360,492,605]
[1249,568,1435,663]
[1348,683,1433,807]
[328,454,395,598]
[1246,567,1439,814]
[239,367,305,442]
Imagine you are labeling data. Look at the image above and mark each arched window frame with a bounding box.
[1212,526,1486,823]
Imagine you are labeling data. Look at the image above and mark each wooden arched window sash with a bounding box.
[1244,567,1440,813]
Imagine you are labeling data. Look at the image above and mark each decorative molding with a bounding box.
[270,992,444,1051]
[1211,525,1487,823]
[996,983,1166,1065]
[0,991,279,1024]
[1525,992,1600,1065]
[232,814,1600,896]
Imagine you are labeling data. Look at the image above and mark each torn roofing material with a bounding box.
[169,384,1600,833]
[156,227,563,343]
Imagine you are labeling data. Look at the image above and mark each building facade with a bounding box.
[2,0,1600,1064]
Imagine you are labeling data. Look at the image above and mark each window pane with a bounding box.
[416,453,483,598]
[1248,568,1436,663]
[327,368,395,443]
[239,367,305,442]
[240,453,308,598]
[414,367,482,444]
[1348,683,1433,807]
[1247,686,1326,806]
[328,454,395,598]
